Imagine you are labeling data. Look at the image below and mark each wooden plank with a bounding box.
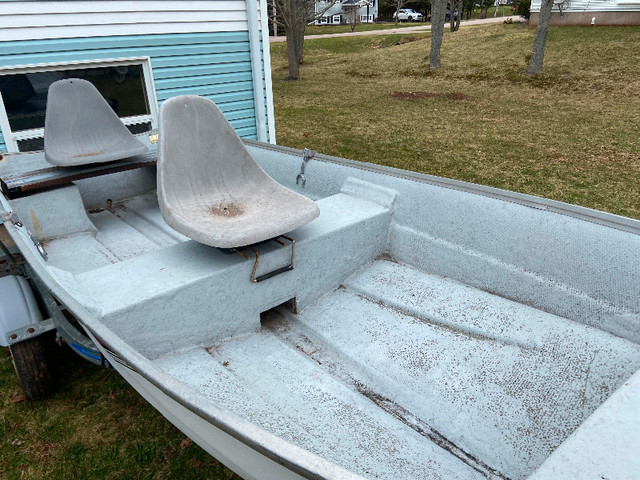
[0,152,156,198]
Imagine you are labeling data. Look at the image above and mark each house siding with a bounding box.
[0,1,252,42]
[316,0,379,23]
[0,1,274,152]
[531,0,640,13]
[529,0,640,25]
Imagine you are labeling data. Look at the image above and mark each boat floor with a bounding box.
[153,259,640,480]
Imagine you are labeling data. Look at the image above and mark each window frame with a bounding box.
[0,56,158,153]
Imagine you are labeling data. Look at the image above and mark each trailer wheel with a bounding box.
[10,333,56,401]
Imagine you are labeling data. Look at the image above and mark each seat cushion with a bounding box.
[157,95,319,248]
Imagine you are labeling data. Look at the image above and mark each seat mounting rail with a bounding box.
[233,235,295,283]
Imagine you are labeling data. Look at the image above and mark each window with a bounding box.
[0,57,158,153]
[333,15,342,23]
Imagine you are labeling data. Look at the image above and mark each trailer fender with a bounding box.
[0,275,43,346]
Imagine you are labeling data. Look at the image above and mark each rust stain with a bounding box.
[74,151,103,157]
[209,202,244,218]
[30,209,43,239]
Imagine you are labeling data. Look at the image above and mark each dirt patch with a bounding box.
[396,36,422,45]
[392,91,467,101]
[209,202,244,217]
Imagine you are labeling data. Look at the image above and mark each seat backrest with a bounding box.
[157,95,320,248]
[44,78,147,166]
[157,95,272,206]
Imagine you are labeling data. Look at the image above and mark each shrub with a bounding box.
[516,0,531,19]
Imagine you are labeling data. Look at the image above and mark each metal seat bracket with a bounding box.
[233,235,295,283]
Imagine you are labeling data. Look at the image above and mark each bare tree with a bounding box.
[449,0,462,31]
[527,0,553,75]
[478,0,492,18]
[342,2,362,31]
[270,0,336,80]
[429,0,447,69]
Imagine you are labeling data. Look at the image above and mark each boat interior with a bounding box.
[1,89,639,479]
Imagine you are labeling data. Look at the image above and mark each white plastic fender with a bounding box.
[0,275,42,346]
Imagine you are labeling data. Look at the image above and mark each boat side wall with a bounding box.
[251,143,640,345]
[0,0,274,151]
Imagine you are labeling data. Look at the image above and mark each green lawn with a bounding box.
[271,24,640,219]
[469,6,518,19]
[0,345,240,480]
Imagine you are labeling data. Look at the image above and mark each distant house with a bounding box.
[315,0,378,25]
[530,0,640,26]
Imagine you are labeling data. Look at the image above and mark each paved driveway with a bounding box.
[270,16,521,43]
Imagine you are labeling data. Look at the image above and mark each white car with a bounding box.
[393,9,423,21]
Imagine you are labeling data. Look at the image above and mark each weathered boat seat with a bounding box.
[157,95,320,248]
[44,78,148,166]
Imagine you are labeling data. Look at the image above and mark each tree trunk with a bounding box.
[450,0,460,32]
[429,0,447,69]
[294,20,305,65]
[283,0,306,79]
[527,0,553,75]
[454,0,462,30]
[272,0,278,37]
[350,9,358,31]
[285,26,301,79]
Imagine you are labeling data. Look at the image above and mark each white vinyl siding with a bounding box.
[0,1,264,41]
[530,0,640,12]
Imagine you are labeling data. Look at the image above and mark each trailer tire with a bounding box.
[10,333,56,401]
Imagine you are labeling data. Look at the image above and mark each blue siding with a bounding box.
[0,31,261,151]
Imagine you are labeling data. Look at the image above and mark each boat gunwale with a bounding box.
[245,140,640,236]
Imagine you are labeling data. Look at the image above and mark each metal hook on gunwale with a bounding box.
[296,148,316,188]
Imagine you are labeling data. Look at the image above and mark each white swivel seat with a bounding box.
[44,78,148,166]
[157,95,320,249]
